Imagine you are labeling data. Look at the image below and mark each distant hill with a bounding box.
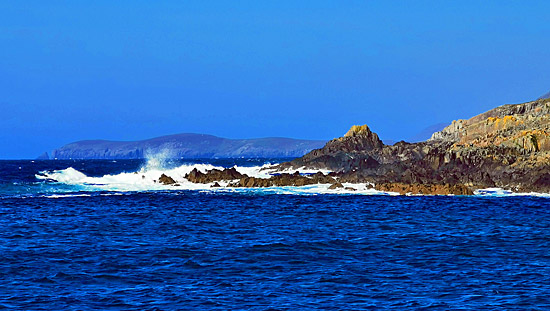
[45,133,326,159]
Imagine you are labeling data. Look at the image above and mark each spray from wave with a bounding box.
[141,148,174,172]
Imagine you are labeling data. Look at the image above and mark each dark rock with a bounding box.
[159,174,177,185]
[185,167,246,183]
[229,177,273,188]
[224,171,336,188]
[329,182,344,189]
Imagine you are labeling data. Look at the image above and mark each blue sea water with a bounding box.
[1,159,550,310]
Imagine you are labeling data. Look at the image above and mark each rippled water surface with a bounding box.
[1,160,550,309]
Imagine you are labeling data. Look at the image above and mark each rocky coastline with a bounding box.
[157,97,550,195]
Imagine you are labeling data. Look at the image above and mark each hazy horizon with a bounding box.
[2,1,550,159]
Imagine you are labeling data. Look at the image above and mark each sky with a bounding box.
[1,1,550,159]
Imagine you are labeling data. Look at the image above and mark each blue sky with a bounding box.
[1,1,550,159]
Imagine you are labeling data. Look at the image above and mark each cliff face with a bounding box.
[279,98,550,194]
[430,98,550,152]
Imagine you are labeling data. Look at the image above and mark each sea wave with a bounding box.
[474,188,550,198]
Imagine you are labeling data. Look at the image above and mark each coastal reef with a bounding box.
[184,167,338,188]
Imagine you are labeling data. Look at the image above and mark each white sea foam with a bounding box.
[42,194,93,199]
[474,188,550,198]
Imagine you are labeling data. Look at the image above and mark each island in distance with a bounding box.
[170,95,550,195]
[42,120,447,160]
[44,134,326,159]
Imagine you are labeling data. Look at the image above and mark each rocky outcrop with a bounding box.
[227,172,336,188]
[158,174,177,185]
[181,167,336,188]
[280,124,383,172]
[429,98,550,153]
[154,97,550,195]
[185,167,245,183]
[328,182,344,189]
[276,97,550,195]
[227,171,336,188]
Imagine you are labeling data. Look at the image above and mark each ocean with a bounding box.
[1,158,550,309]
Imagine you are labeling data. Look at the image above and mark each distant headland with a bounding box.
[42,134,326,160]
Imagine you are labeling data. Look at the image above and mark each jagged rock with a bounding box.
[224,172,336,188]
[158,174,177,185]
[229,177,273,188]
[185,167,246,183]
[211,182,221,188]
[329,182,344,189]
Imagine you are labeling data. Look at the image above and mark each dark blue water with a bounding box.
[1,160,550,309]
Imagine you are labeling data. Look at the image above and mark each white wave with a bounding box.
[260,165,333,176]
[36,167,88,184]
[36,163,220,192]
[474,188,550,198]
[42,194,92,199]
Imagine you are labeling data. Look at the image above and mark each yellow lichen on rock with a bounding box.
[344,125,371,137]
[431,98,550,149]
